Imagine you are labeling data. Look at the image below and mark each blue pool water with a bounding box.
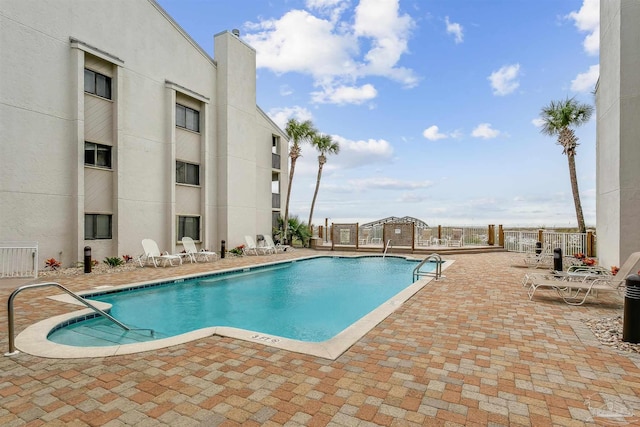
[48,256,431,346]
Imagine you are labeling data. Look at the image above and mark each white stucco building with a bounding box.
[596,0,640,268]
[0,0,288,267]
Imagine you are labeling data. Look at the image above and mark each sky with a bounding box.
[156,0,600,228]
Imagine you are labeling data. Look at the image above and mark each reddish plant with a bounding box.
[611,266,620,276]
[122,254,133,263]
[45,258,61,271]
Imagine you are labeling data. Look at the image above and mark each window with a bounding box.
[85,214,112,240]
[85,142,112,168]
[84,69,112,99]
[178,216,200,241]
[176,161,200,185]
[176,104,200,132]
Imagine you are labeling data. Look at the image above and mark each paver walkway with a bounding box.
[1,251,639,426]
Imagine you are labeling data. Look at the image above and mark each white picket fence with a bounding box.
[503,231,589,256]
[0,242,39,278]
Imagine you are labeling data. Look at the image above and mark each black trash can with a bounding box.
[623,274,640,343]
[553,247,562,272]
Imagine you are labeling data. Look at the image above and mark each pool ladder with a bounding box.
[5,282,154,356]
[412,253,443,281]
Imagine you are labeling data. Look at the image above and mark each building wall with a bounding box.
[597,0,640,268]
[0,0,287,267]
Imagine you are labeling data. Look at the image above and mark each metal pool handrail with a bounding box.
[5,281,154,356]
[413,253,443,281]
[383,240,392,258]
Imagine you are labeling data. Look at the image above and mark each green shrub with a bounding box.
[104,256,124,267]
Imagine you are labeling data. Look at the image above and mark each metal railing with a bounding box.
[503,231,589,256]
[5,282,154,356]
[1,242,38,278]
[413,253,443,281]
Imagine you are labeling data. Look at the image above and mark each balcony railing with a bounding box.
[272,193,280,209]
[272,153,281,169]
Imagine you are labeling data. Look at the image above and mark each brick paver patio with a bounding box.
[1,250,639,426]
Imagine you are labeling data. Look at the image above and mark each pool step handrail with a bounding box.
[382,240,392,258]
[5,281,154,356]
[413,253,443,281]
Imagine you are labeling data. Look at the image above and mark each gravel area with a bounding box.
[584,316,640,354]
[38,262,141,277]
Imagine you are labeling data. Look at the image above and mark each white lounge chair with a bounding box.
[526,251,640,305]
[140,239,182,267]
[447,229,463,247]
[523,252,554,269]
[264,235,289,253]
[181,237,217,262]
[243,235,272,255]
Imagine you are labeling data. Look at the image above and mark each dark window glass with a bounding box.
[85,142,112,168]
[84,68,112,100]
[176,104,186,128]
[176,161,199,185]
[85,214,112,240]
[176,103,199,132]
[84,69,95,94]
[178,216,200,241]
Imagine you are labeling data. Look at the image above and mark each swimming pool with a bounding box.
[18,255,451,359]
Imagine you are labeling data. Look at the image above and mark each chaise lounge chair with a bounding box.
[139,238,182,267]
[447,228,463,247]
[264,235,290,253]
[181,237,218,263]
[523,251,554,269]
[243,235,272,255]
[526,251,640,305]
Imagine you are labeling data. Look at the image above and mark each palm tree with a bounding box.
[308,133,340,227]
[276,215,311,247]
[539,97,594,233]
[284,118,316,243]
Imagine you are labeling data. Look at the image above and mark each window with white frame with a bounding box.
[85,142,112,168]
[84,69,112,99]
[175,104,200,132]
[178,216,200,241]
[84,214,112,239]
[176,161,200,185]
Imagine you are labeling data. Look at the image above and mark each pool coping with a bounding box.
[15,255,454,360]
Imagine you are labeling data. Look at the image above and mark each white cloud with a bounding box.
[243,0,418,105]
[267,106,314,129]
[488,64,521,96]
[398,192,427,203]
[471,123,500,139]
[279,85,293,96]
[531,118,545,128]
[422,125,448,141]
[244,10,359,78]
[305,0,350,22]
[567,0,600,55]
[311,83,378,105]
[353,0,416,86]
[571,64,599,92]
[332,136,395,168]
[293,134,395,178]
[444,16,463,44]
